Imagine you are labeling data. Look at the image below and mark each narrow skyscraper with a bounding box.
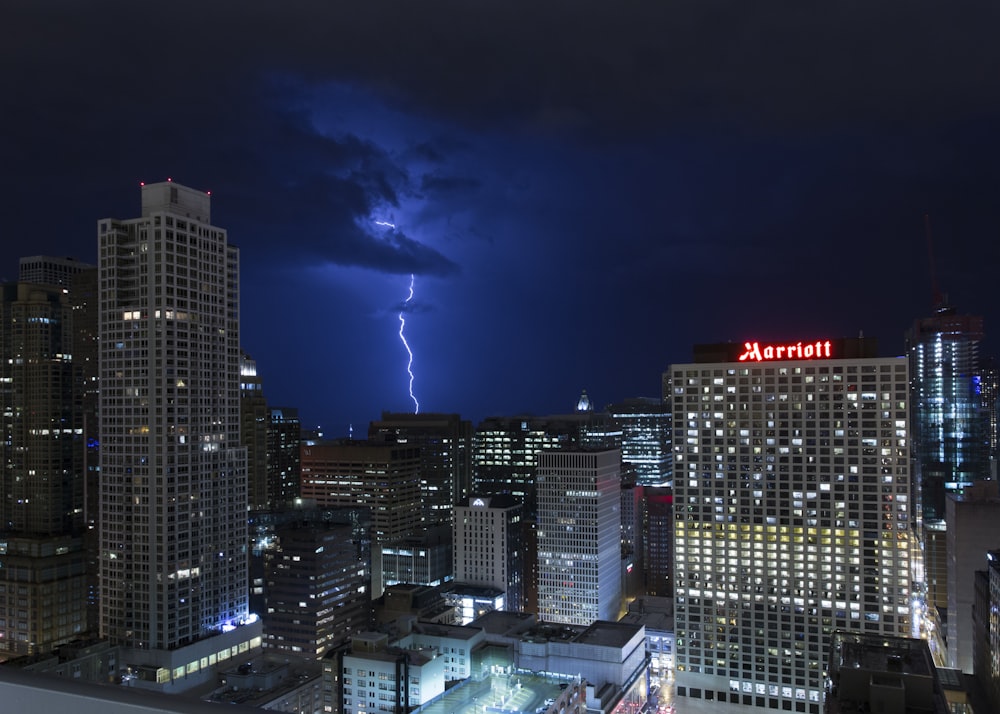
[98,182,259,690]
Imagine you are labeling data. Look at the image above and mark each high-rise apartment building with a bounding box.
[609,398,672,486]
[908,305,989,522]
[536,449,623,626]
[98,182,259,689]
[453,494,524,612]
[369,412,472,525]
[668,338,912,713]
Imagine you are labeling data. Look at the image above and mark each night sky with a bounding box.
[3,2,999,434]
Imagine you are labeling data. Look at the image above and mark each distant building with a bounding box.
[620,480,644,601]
[18,255,95,287]
[472,412,621,516]
[643,487,674,597]
[908,305,990,522]
[945,481,1000,673]
[267,407,302,506]
[0,280,89,656]
[241,352,270,511]
[536,449,623,626]
[301,441,421,544]
[369,412,473,526]
[608,397,671,486]
[263,521,371,658]
[453,494,524,612]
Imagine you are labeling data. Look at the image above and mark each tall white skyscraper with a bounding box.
[536,449,623,626]
[668,338,912,713]
[99,182,257,686]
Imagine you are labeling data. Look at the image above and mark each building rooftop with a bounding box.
[574,621,644,650]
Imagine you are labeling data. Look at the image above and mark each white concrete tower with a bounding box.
[98,182,249,656]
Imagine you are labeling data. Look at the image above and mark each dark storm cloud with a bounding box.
[8,1,997,142]
[419,174,483,194]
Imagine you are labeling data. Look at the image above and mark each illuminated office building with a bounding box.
[907,305,989,522]
[536,449,623,626]
[668,338,912,713]
[609,397,671,486]
[98,182,259,690]
[299,440,421,545]
[472,412,620,515]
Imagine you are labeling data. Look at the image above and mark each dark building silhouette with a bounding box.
[368,412,472,526]
[0,274,92,657]
[644,487,673,598]
[241,352,270,511]
[267,407,302,506]
[263,521,371,657]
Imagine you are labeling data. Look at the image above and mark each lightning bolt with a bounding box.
[398,274,419,414]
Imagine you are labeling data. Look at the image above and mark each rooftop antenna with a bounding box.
[924,213,944,310]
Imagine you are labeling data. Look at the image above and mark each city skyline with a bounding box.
[4,2,1000,434]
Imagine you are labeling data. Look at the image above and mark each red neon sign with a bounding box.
[738,340,832,362]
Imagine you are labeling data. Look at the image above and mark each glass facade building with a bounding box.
[907,306,989,522]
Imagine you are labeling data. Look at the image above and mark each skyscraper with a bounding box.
[0,280,88,656]
[536,449,623,626]
[98,182,258,689]
[908,305,989,522]
[668,338,912,713]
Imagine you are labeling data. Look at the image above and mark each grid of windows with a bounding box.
[98,183,249,651]
[670,358,911,713]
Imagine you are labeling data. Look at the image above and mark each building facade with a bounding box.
[908,306,989,522]
[944,481,1000,673]
[0,280,89,655]
[668,338,913,713]
[609,397,672,486]
[241,352,269,511]
[453,494,524,612]
[536,449,623,626]
[263,522,371,658]
[267,407,302,507]
[98,183,253,664]
[368,412,472,526]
